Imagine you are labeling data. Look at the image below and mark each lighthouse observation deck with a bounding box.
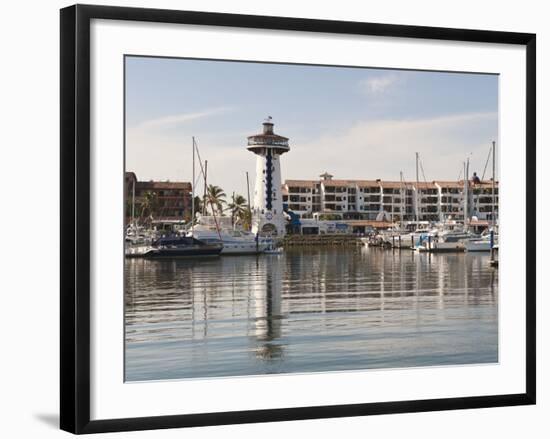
[247,118,290,155]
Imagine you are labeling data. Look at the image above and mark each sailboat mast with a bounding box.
[246,171,251,211]
[463,159,469,226]
[400,171,404,225]
[131,178,135,227]
[203,160,208,216]
[491,140,497,230]
[192,136,195,234]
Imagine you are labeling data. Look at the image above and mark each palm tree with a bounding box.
[228,194,247,226]
[193,196,202,219]
[205,184,226,216]
[241,206,252,231]
[139,191,158,224]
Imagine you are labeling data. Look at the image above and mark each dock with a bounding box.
[282,234,361,247]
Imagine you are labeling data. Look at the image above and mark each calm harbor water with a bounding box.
[125,247,498,381]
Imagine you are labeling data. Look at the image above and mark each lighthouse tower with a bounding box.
[247,117,290,237]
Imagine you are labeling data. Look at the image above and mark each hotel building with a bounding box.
[125,172,192,224]
[282,172,498,223]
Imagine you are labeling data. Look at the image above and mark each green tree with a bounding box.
[205,184,226,216]
[139,191,158,224]
[241,207,252,231]
[228,194,248,226]
[192,195,202,220]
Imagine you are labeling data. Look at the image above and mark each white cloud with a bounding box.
[134,107,232,130]
[359,73,400,95]
[286,111,498,182]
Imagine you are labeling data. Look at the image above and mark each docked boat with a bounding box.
[125,225,157,257]
[188,216,271,255]
[372,222,435,249]
[464,230,498,252]
[190,228,271,255]
[125,243,157,257]
[146,236,223,258]
[416,229,479,253]
[464,238,491,252]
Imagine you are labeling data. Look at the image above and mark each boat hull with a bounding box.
[416,242,465,253]
[125,245,156,258]
[145,246,222,258]
[464,241,491,252]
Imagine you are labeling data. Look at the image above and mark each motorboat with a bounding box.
[125,225,157,257]
[188,215,271,255]
[464,230,498,252]
[416,228,479,253]
[145,235,223,258]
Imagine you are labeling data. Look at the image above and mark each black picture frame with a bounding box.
[60,4,536,434]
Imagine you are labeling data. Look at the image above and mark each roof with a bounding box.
[343,220,395,228]
[136,181,192,190]
[473,179,499,188]
[285,180,316,188]
[469,219,490,226]
[414,182,438,189]
[247,133,289,141]
[355,180,381,187]
[436,180,464,189]
[322,179,357,187]
[379,181,410,189]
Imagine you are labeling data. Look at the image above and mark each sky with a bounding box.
[125,56,498,198]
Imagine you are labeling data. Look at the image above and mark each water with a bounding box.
[125,247,498,381]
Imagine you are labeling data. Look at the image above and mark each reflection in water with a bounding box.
[125,247,498,381]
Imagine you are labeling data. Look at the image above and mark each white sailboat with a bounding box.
[464,233,495,252]
[465,141,499,253]
[188,139,272,255]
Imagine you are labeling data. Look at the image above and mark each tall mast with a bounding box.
[202,160,208,216]
[246,171,251,211]
[191,136,195,234]
[415,152,419,223]
[246,171,252,232]
[491,140,497,230]
[131,178,135,227]
[463,158,469,226]
[232,191,235,227]
[400,171,405,225]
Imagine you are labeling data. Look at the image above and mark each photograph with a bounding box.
[123,56,500,382]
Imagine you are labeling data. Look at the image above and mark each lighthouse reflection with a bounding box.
[252,256,284,361]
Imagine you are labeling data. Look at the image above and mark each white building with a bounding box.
[282,173,498,225]
[248,118,290,237]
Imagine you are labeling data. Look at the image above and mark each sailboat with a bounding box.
[465,141,499,253]
[187,138,271,255]
[415,159,478,253]
[124,177,157,257]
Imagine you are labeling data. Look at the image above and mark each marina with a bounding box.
[125,121,499,259]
